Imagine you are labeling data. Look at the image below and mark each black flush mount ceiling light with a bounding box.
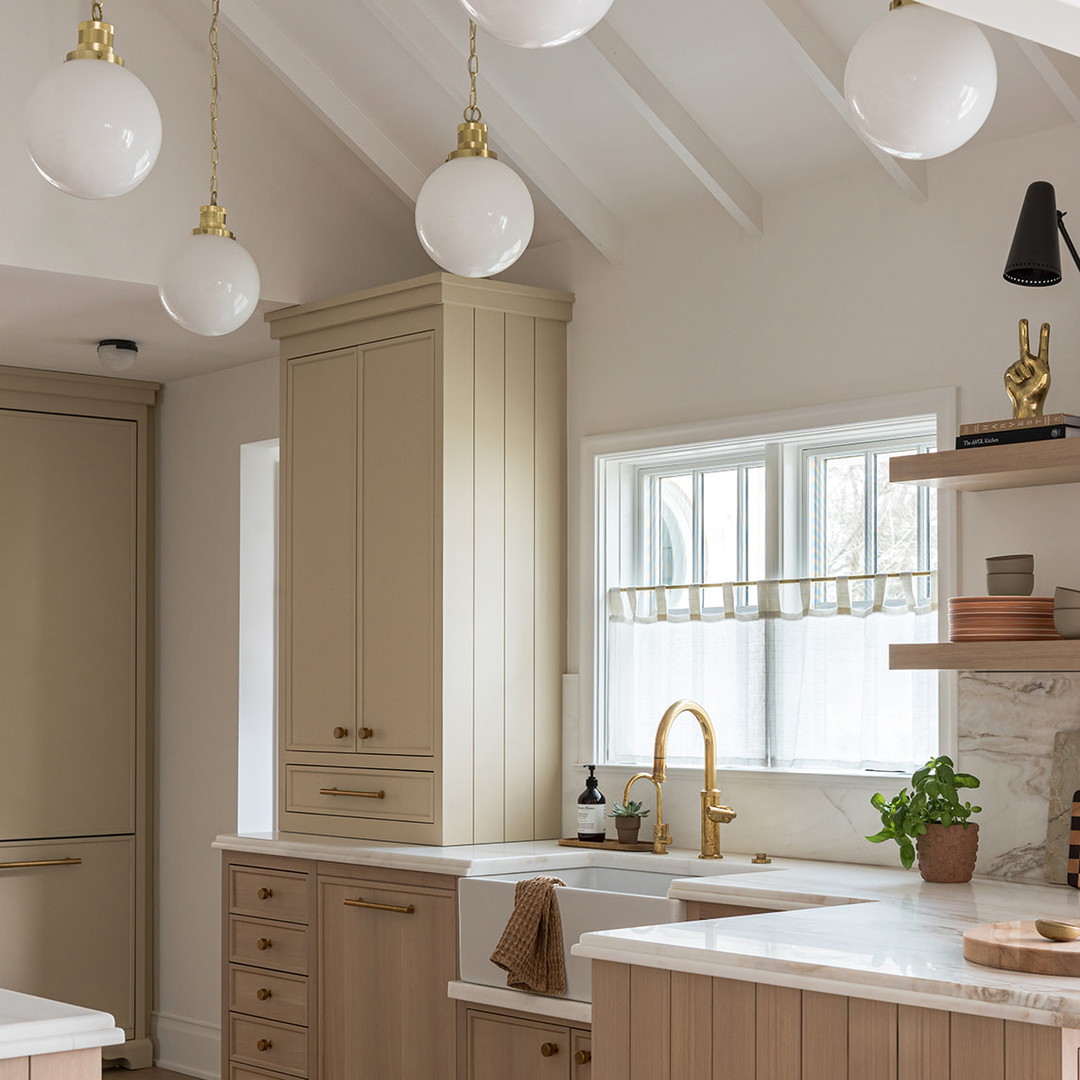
[1004,180,1080,287]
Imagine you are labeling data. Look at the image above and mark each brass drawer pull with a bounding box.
[574,1049,592,1064]
[0,858,82,870]
[256,1040,272,1052]
[333,727,349,739]
[319,787,385,799]
[256,938,272,950]
[343,896,415,915]
[540,1043,559,1057]
[358,727,374,740]
[256,988,272,1001]
[257,887,273,900]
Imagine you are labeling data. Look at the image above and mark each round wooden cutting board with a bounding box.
[963,921,1080,976]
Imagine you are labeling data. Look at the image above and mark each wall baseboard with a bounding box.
[153,1011,221,1080]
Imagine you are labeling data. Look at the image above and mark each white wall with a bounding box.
[156,356,278,1078]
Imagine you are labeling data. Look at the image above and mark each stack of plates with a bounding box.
[948,596,1060,642]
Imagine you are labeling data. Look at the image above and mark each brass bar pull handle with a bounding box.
[256,938,272,950]
[257,887,273,899]
[358,727,374,740]
[319,787,385,799]
[343,897,415,915]
[0,858,82,870]
[540,1043,559,1057]
[256,988,272,1001]
[574,1049,592,1064]
[256,1040,272,1052]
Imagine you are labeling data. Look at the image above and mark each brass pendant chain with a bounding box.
[464,20,481,123]
[209,0,221,207]
[92,2,103,20]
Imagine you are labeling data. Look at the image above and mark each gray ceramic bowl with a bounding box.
[1055,586,1080,609]
[986,554,1035,574]
[1054,608,1080,639]
[986,572,1035,596]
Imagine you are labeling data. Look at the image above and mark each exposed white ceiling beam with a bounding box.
[747,0,927,202]
[358,0,624,264]
[216,0,426,205]
[585,23,762,237]
[921,0,1080,59]
[1016,38,1080,126]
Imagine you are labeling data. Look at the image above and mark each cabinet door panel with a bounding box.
[360,335,436,757]
[285,351,358,752]
[0,837,134,1031]
[467,1012,568,1080]
[0,410,135,838]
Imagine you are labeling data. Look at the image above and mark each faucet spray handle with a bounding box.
[706,805,737,824]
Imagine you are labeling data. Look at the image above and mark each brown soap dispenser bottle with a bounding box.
[577,764,606,842]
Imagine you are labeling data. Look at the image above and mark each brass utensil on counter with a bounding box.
[1034,918,1080,941]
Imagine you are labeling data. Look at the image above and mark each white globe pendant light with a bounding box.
[844,0,997,161]
[159,0,260,336]
[415,21,534,278]
[25,3,162,199]
[458,0,614,48]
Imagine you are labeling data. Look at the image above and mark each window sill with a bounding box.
[592,763,909,787]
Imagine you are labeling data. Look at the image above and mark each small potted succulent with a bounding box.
[866,755,982,883]
[608,800,651,845]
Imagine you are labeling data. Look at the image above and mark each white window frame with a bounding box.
[576,388,958,779]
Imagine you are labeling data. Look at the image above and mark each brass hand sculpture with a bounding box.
[1005,318,1051,419]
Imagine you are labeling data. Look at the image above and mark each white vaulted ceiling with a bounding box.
[2,0,1079,381]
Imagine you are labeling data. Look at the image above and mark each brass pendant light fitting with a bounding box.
[67,3,125,66]
[888,0,919,7]
[446,21,497,161]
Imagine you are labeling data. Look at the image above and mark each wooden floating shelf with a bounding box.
[890,641,1080,671]
[889,439,1080,491]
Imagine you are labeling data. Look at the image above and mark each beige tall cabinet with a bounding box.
[267,273,572,845]
[0,367,155,1067]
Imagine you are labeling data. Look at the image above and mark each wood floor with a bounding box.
[103,1070,197,1080]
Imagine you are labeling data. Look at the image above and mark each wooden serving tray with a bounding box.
[963,920,1080,976]
[558,837,655,852]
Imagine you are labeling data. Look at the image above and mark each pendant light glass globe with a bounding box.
[416,154,534,278]
[25,21,161,199]
[844,2,996,160]
[458,0,614,48]
[159,229,260,337]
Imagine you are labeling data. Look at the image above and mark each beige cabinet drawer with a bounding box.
[229,965,309,1027]
[230,1015,308,1078]
[230,1066,296,1080]
[229,917,309,975]
[230,866,310,924]
[284,765,434,823]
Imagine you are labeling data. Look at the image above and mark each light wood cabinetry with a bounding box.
[0,368,156,1066]
[268,274,572,844]
[458,1005,591,1080]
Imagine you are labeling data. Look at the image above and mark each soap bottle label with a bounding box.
[577,804,605,835]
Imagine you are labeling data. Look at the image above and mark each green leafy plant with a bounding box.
[866,756,982,870]
[607,800,651,819]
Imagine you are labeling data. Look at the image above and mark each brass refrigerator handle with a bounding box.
[0,858,82,869]
[343,897,415,915]
[319,788,385,799]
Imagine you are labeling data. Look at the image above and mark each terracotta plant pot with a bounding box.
[614,816,642,844]
[915,822,979,883]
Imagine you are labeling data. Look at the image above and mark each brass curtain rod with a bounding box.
[618,570,935,593]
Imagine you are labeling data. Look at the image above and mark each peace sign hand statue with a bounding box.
[1005,318,1051,419]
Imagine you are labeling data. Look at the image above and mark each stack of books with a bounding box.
[956,413,1080,449]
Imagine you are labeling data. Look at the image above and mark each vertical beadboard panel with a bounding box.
[1004,1021,1060,1080]
[671,972,712,1079]
[898,1005,950,1080]
[503,314,536,840]
[804,991,848,1080]
[630,966,671,1080]
[439,305,475,842]
[592,962,631,1080]
[533,317,567,838]
[711,978,755,1080]
[950,1014,1004,1080]
[849,998,897,1080]
[757,985,801,1080]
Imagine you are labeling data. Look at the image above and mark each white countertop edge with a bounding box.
[0,1026,125,1061]
[572,941,1079,1029]
[447,981,592,1025]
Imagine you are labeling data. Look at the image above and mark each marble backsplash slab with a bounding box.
[957,672,1080,882]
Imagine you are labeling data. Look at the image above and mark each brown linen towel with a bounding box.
[489,875,568,996]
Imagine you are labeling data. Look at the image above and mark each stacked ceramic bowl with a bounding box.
[948,596,1059,641]
[1054,587,1080,640]
[985,553,1034,596]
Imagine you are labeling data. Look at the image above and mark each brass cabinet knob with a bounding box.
[358,726,374,740]
[540,1043,559,1057]
[574,1050,592,1064]
[256,1040,272,1052]
[256,988,272,1001]
[257,887,273,899]
[333,727,349,739]
[256,938,272,950]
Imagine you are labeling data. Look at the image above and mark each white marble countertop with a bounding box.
[0,989,124,1060]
